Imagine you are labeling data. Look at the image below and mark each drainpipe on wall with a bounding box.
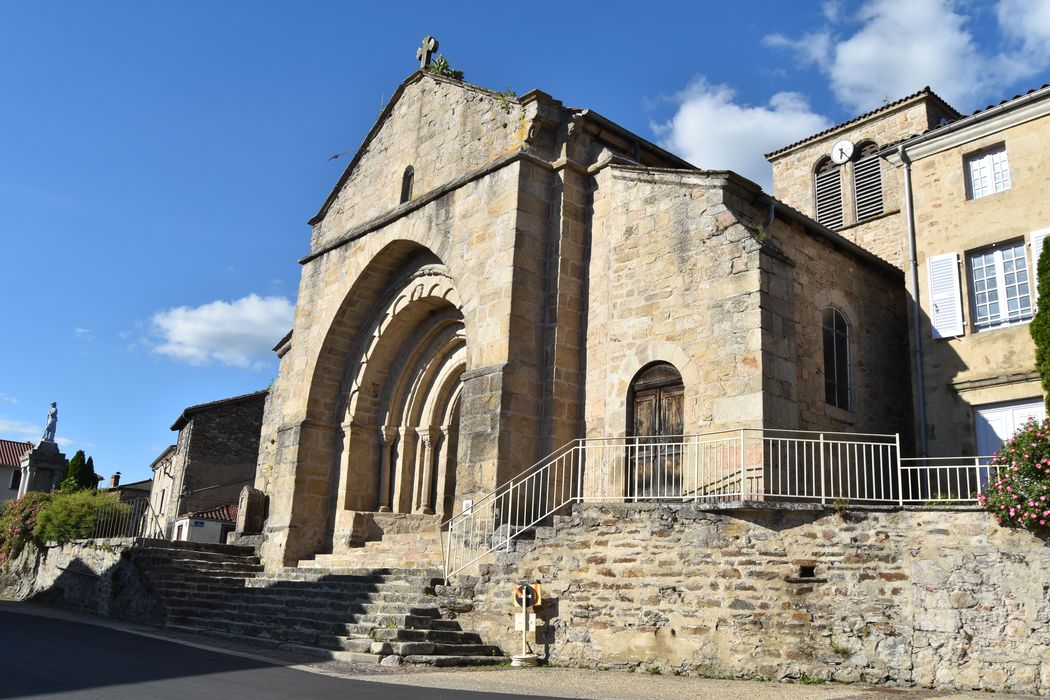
[899,144,929,456]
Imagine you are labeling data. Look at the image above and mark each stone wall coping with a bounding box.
[570,501,985,514]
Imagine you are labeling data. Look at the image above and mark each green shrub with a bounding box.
[34,490,129,543]
[979,417,1050,529]
[0,492,52,565]
[1031,242,1050,412]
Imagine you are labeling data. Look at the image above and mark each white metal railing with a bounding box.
[899,456,996,503]
[440,429,993,580]
[89,497,166,540]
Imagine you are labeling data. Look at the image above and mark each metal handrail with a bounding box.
[440,429,997,581]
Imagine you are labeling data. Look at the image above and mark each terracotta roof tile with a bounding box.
[187,503,237,522]
[0,439,33,468]
[764,87,960,159]
[879,83,1050,152]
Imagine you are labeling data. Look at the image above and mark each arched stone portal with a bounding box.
[324,248,467,553]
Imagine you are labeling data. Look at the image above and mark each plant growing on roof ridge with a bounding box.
[425,55,464,81]
[1030,241,1050,412]
[979,417,1050,530]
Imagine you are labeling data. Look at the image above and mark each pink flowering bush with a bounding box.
[0,492,51,566]
[979,417,1050,529]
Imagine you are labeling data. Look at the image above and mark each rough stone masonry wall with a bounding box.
[180,395,265,517]
[585,166,767,437]
[0,539,164,625]
[768,97,953,270]
[445,503,1050,694]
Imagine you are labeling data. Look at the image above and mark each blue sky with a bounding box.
[2,0,1049,484]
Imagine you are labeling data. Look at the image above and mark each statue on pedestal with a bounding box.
[41,402,57,443]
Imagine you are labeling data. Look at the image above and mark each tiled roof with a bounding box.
[764,87,960,159]
[0,439,33,468]
[187,503,238,522]
[880,83,1050,152]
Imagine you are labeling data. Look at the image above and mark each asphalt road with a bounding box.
[0,609,566,700]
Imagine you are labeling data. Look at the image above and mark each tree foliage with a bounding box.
[59,450,97,492]
[1030,241,1050,412]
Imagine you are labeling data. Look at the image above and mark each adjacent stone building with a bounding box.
[149,390,266,538]
[253,70,912,569]
[882,85,1050,457]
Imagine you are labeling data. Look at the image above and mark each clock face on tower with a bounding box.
[831,138,854,165]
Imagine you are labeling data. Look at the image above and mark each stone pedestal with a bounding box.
[17,441,67,497]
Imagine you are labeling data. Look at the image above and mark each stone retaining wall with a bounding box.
[0,539,163,625]
[441,503,1050,694]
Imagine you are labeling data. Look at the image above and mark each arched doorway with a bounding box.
[627,362,684,498]
[339,263,465,521]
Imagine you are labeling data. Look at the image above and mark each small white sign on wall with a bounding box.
[462,499,473,515]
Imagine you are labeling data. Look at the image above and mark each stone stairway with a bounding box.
[140,539,502,666]
[298,532,445,570]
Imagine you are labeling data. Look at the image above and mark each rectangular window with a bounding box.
[968,241,1032,330]
[9,468,20,491]
[967,145,1011,199]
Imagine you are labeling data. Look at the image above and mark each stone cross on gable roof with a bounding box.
[416,35,438,69]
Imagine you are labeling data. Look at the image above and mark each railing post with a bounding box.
[739,430,746,500]
[819,433,826,506]
[575,444,583,503]
[895,433,904,506]
[974,456,983,497]
[693,435,699,503]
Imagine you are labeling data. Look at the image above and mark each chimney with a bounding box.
[109,472,121,488]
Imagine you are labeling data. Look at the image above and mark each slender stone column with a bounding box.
[377,426,398,512]
[416,427,441,514]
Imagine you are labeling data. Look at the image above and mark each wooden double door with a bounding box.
[628,363,684,499]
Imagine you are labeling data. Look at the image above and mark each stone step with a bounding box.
[136,547,261,564]
[298,554,443,569]
[136,539,257,557]
[403,654,506,667]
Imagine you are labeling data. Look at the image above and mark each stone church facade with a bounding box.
[253,70,912,569]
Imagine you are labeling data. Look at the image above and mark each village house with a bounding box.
[148,390,266,540]
[0,439,32,504]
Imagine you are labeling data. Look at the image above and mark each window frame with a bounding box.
[965,144,1011,200]
[9,468,20,491]
[966,239,1033,332]
[821,307,852,412]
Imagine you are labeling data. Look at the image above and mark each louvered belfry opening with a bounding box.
[853,141,883,223]
[814,157,843,229]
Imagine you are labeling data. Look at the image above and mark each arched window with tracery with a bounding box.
[814,157,843,229]
[852,141,883,222]
[822,307,851,411]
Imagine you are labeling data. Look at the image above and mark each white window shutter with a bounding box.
[928,253,964,339]
[1033,229,1050,295]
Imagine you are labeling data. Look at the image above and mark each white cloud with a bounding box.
[150,294,294,369]
[0,418,38,440]
[764,0,1050,114]
[0,393,17,405]
[651,79,832,190]
[829,0,983,113]
[762,31,832,68]
[73,327,94,340]
[995,0,1050,83]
